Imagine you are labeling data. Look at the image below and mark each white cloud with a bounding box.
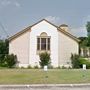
[84,15,90,23]
[45,16,87,37]
[14,2,21,7]
[73,15,90,37]
[0,0,21,8]
[82,15,90,28]
[70,27,87,37]
[45,16,69,26]
[45,16,60,25]
[1,0,11,6]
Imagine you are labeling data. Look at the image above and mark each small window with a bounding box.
[47,38,50,50]
[37,38,40,50]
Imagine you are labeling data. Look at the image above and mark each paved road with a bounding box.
[0,85,90,90]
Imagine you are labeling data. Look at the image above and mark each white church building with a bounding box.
[9,19,80,68]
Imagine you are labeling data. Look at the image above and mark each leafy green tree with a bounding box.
[0,39,9,65]
[86,22,90,46]
[86,22,90,35]
[39,52,51,68]
[4,54,18,68]
[79,37,88,48]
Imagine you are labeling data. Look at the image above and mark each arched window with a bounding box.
[37,32,50,52]
[40,32,48,36]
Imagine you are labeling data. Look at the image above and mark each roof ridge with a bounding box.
[8,19,80,42]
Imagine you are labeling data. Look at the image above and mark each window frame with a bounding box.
[37,36,51,54]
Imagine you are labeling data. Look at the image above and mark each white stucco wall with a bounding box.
[29,21,59,67]
[9,31,30,67]
[58,31,79,67]
[9,20,79,68]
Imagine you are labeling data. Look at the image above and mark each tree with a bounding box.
[39,52,51,68]
[0,39,9,65]
[86,22,90,35]
[86,22,90,46]
[79,37,88,48]
[0,39,17,68]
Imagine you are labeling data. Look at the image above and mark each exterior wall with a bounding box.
[9,31,30,67]
[9,20,79,68]
[58,31,79,67]
[29,21,58,67]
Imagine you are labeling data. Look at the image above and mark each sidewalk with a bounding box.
[0,83,90,88]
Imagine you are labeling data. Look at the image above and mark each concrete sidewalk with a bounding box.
[0,84,90,90]
[0,83,90,88]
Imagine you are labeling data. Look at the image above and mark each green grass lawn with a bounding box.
[0,69,90,84]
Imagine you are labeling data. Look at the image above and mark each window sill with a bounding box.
[36,50,51,55]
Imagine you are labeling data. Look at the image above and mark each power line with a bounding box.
[0,22,9,38]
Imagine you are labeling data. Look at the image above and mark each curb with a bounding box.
[0,84,90,88]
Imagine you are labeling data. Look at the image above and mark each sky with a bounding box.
[0,0,90,38]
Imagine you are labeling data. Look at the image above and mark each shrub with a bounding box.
[79,58,90,69]
[61,66,67,69]
[48,65,53,69]
[34,65,39,69]
[20,66,25,69]
[27,65,32,69]
[56,66,61,69]
[71,54,80,68]
[4,54,18,68]
[71,54,90,69]
[39,52,51,68]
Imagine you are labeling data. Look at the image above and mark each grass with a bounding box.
[0,69,90,84]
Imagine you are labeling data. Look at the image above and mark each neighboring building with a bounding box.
[9,19,80,68]
[80,47,90,58]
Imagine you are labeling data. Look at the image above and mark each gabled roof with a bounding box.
[8,19,80,42]
[8,26,31,41]
[58,28,80,42]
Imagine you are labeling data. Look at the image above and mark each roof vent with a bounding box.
[59,24,69,32]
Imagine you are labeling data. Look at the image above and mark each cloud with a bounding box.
[45,16,60,25]
[14,2,21,7]
[83,15,90,23]
[72,15,90,37]
[45,16,87,37]
[1,0,11,6]
[0,0,21,8]
[70,27,87,37]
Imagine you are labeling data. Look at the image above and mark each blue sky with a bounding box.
[0,0,90,38]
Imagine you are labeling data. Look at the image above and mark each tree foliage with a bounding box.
[86,22,90,34]
[0,39,9,64]
[39,52,51,68]
[86,22,90,46]
[4,54,18,68]
[71,54,80,68]
[79,37,88,48]
[0,39,17,68]
[79,22,90,57]
[71,54,90,69]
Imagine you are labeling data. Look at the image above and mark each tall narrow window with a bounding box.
[41,38,46,50]
[37,38,40,50]
[37,32,50,51]
[47,38,50,50]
